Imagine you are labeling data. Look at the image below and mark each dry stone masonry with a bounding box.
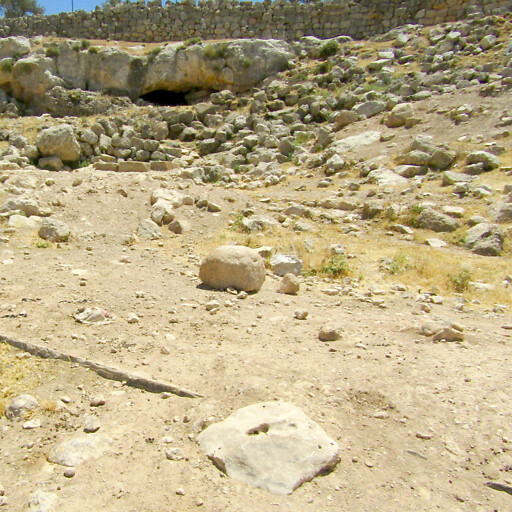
[0,0,510,43]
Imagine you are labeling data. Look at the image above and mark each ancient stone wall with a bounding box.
[0,0,510,43]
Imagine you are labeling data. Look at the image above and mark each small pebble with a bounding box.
[176,488,186,496]
[127,313,140,324]
[64,468,75,478]
[84,415,101,433]
[294,309,308,320]
[166,447,186,461]
[90,396,106,407]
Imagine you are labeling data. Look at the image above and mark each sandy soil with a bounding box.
[0,83,511,512]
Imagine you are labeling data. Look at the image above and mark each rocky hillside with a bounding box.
[0,11,511,512]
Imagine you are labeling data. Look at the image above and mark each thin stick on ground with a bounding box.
[0,333,203,398]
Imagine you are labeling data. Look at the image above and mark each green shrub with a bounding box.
[88,46,100,54]
[403,203,424,228]
[294,132,314,144]
[240,56,252,68]
[449,268,472,292]
[388,252,410,275]
[321,254,349,278]
[230,213,250,233]
[184,37,202,47]
[0,58,15,73]
[203,42,229,59]
[36,241,50,249]
[314,61,332,74]
[318,40,339,59]
[45,44,61,58]
[146,46,163,58]
[68,90,82,103]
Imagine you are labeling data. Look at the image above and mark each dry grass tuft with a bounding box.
[0,344,56,416]
[378,245,512,304]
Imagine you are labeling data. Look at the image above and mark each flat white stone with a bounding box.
[198,401,340,494]
[48,434,112,467]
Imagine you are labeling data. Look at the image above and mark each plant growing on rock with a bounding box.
[0,58,15,73]
[146,46,163,59]
[203,43,229,59]
[314,61,332,74]
[45,44,61,58]
[318,40,339,59]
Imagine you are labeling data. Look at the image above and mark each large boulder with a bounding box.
[54,41,89,90]
[36,125,81,162]
[0,197,41,217]
[199,245,265,292]
[465,223,504,256]
[5,394,38,421]
[143,39,291,94]
[0,37,31,59]
[385,102,414,128]
[11,56,63,105]
[417,208,459,232]
[466,151,500,171]
[198,401,340,495]
[38,219,71,242]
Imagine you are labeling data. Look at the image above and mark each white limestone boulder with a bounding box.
[199,245,265,292]
[198,401,340,494]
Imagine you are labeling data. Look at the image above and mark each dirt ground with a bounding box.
[0,80,511,511]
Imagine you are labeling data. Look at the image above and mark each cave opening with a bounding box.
[140,89,189,106]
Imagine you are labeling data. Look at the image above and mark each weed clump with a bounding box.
[318,39,339,59]
[45,44,61,58]
[0,58,15,73]
[230,213,250,234]
[449,268,472,292]
[203,42,229,59]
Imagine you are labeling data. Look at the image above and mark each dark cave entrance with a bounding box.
[140,89,189,106]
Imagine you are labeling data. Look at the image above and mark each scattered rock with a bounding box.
[73,307,113,325]
[270,254,303,276]
[137,218,161,240]
[84,415,101,433]
[5,394,38,421]
[385,102,414,128]
[36,124,81,162]
[294,309,308,320]
[277,273,300,295]
[27,490,57,512]
[38,219,71,242]
[318,325,342,342]
[433,327,464,342]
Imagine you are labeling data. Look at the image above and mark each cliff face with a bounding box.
[0,0,510,43]
[0,37,292,115]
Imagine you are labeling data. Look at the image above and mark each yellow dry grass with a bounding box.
[202,211,512,304]
[0,344,56,416]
